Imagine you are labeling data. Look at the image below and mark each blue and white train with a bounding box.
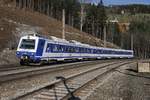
[16,34,134,65]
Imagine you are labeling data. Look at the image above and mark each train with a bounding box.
[16,34,134,65]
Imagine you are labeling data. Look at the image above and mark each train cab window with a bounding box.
[20,39,35,49]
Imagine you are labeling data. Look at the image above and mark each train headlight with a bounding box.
[25,56,28,59]
[21,56,24,59]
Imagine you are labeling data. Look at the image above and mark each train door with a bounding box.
[36,39,45,57]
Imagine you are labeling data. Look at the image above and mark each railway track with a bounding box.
[0,59,121,83]
[14,60,134,100]
[0,60,104,72]
[0,66,30,72]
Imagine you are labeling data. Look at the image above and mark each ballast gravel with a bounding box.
[86,63,150,100]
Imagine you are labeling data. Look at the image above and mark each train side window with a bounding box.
[87,48,89,53]
[91,49,93,53]
[93,49,96,53]
[66,46,69,53]
[88,49,91,53]
[63,45,66,53]
[86,48,88,53]
[69,46,73,53]
[82,48,84,53]
[79,48,82,53]
[67,46,70,53]
[69,46,75,53]
[85,48,87,53]
[61,45,64,52]
[52,44,58,52]
[81,48,83,53]
[69,47,72,53]
[57,45,63,52]
[78,48,80,53]
[64,46,67,53]
[103,50,106,54]
[61,45,65,53]
[46,43,51,52]
[84,48,86,53]
[112,51,115,54]
[108,50,110,54]
[80,48,82,53]
[83,48,85,53]
[98,50,100,54]
[72,47,76,53]
[87,48,90,53]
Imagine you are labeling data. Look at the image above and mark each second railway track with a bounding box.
[13,60,134,100]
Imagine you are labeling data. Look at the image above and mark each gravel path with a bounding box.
[86,63,150,100]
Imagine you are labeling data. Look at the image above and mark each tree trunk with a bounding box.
[71,16,74,27]
[13,0,16,8]
[47,3,50,16]
[68,14,71,25]
[50,2,53,17]
[92,20,95,36]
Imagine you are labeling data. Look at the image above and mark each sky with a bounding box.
[89,0,150,5]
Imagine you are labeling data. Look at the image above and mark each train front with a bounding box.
[16,34,38,65]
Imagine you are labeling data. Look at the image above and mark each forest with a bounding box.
[7,0,107,40]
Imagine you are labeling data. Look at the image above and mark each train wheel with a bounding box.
[20,60,29,66]
[20,60,25,65]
